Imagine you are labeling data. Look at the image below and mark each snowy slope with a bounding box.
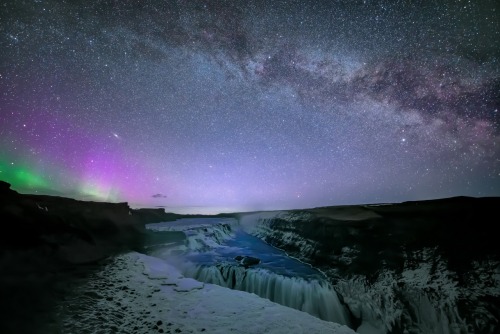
[52,252,356,334]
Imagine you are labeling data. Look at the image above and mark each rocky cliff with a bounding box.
[2,180,141,262]
[0,180,182,334]
[239,197,500,334]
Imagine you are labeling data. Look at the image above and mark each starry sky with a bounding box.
[1,0,499,213]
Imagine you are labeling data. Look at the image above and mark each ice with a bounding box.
[55,251,356,334]
[142,254,183,280]
[174,277,204,292]
[186,263,351,326]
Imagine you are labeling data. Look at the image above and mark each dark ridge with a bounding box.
[0,180,225,334]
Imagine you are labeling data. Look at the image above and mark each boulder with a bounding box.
[234,255,261,268]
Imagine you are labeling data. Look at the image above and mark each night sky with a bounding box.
[1,0,499,213]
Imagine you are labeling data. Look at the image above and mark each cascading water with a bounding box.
[146,218,351,328]
[184,263,350,325]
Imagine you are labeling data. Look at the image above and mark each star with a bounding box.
[0,0,498,212]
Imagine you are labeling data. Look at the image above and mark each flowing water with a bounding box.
[145,218,351,326]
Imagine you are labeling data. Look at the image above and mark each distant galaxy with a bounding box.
[1,0,499,213]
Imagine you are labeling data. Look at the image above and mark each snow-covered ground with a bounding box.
[53,252,356,334]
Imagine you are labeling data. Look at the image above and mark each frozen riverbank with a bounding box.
[52,252,355,334]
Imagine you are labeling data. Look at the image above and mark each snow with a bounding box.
[143,256,183,280]
[55,252,356,334]
[173,277,204,292]
[237,212,479,334]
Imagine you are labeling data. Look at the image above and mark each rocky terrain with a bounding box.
[238,197,500,333]
[2,179,499,334]
[0,178,355,334]
[0,180,189,333]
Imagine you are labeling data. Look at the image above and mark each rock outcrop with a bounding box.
[239,197,500,334]
[235,255,261,268]
[1,180,143,263]
[0,180,190,334]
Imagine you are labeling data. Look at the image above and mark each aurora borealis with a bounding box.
[1,0,499,213]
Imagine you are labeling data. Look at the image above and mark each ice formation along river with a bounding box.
[145,218,351,327]
[51,251,355,334]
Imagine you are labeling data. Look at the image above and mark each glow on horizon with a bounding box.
[0,161,49,190]
[1,1,499,211]
[77,180,120,202]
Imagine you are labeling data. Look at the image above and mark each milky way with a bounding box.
[1,0,499,213]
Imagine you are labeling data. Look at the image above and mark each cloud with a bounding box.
[152,193,167,198]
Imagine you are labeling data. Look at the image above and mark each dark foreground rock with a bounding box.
[239,197,500,334]
[0,180,186,334]
[2,181,138,263]
[235,255,261,268]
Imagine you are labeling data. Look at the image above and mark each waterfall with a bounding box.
[184,263,351,327]
[147,220,236,254]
